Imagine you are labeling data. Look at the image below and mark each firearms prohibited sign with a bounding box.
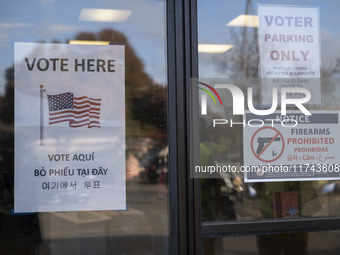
[251,126,285,163]
[243,111,340,182]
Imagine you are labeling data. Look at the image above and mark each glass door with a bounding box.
[0,1,169,254]
[195,0,340,254]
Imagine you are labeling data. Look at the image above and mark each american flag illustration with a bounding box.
[47,92,101,128]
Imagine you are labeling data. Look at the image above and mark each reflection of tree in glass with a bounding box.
[1,66,14,124]
[75,29,167,139]
[208,24,258,80]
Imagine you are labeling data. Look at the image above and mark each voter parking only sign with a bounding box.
[243,111,340,182]
[14,42,126,212]
[258,5,321,104]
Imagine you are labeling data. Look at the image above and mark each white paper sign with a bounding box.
[258,5,321,104]
[14,42,126,212]
[243,111,340,182]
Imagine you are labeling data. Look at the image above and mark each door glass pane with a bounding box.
[0,0,168,254]
[197,0,340,222]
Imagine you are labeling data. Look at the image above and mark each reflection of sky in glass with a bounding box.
[0,0,166,95]
[198,0,340,78]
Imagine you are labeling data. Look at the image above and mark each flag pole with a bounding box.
[40,84,45,145]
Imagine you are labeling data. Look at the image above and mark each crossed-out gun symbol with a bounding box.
[256,137,281,155]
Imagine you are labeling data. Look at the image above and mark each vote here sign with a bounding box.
[14,43,126,213]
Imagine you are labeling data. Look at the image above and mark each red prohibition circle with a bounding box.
[250,126,285,163]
